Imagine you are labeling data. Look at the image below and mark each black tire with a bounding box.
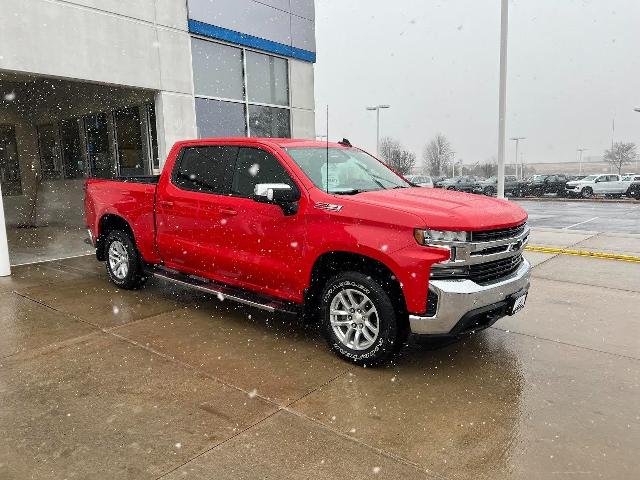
[581,187,593,199]
[447,186,456,191]
[104,230,147,290]
[484,186,496,196]
[320,271,407,366]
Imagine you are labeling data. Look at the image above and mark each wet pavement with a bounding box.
[0,228,639,479]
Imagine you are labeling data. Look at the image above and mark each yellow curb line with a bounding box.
[526,245,640,263]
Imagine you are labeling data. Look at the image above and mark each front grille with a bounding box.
[469,254,523,284]
[470,223,526,242]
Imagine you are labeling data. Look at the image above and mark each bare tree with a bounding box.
[603,142,636,175]
[423,134,454,176]
[379,137,416,175]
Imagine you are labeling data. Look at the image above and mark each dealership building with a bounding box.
[0,0,316,270]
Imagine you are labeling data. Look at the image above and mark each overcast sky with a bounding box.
[313,0,640,167]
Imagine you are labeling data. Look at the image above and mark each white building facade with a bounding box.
[0,0,316,269]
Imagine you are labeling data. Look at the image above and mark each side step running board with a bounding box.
[150,267,300,315]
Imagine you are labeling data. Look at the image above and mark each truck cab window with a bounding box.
[232,147,296,197]
[173,146,238,194]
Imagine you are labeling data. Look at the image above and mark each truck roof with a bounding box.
[174,137,351,150]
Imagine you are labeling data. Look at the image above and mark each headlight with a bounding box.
[414,229,468,245]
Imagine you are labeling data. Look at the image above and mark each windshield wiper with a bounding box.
[332,189,368,195]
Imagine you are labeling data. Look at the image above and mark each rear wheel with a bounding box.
[320,272,407,366]
[581,187,593,199]
[105,230,147,289]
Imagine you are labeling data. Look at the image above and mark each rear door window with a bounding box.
[232,147,297,198]
[173,146,238,194]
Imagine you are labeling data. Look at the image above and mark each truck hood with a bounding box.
[566,180,587,186]
[347,187,528,230]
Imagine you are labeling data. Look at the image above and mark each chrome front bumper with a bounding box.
[409,258,531,335]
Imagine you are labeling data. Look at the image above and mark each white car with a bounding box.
[405,175,434,188]
[565,174,627,198]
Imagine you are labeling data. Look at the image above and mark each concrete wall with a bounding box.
[289,60,315,139]
[188,0,315,53]
[0,0,197,162]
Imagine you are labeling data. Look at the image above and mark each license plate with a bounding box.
[509,292,527,315]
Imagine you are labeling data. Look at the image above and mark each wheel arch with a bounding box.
[96,214,136,261]
[305,251,408,324]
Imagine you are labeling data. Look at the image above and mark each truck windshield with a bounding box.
[285,147,411,194]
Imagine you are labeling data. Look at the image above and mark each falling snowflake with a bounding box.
[112,306,120,315]
[248,163,260,177]
[217,292,225,301]
[373,467,381,474]
[381,245,388,252]
[248,389,258,398]
[290,241,298,248]
[175,443,182,449]
[3,91,16,102]
[349,428,356,433]
[220,218,227,225]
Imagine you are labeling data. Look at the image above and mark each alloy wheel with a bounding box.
[108,240,130,280]
[329,288,380,351]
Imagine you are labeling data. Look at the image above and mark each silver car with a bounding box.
[405,175,434,188]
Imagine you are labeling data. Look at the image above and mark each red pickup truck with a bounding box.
[85,138,530,365]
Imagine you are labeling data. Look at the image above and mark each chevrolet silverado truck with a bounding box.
[85,138,531,365]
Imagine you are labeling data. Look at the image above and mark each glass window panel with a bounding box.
[59,119,85,179]
[195,98,247,138]
[85,113,113,179]
[0,125,22,196]
[114,107,145,177]
[232,147,295,198]
[248,105,290,138]
[173,146,238,194]
[147,104,159,170]
[37,124,61,180]
[246,51,289,106]
[191,38,245,101]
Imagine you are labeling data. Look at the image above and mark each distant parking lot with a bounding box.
[515,199,640,233]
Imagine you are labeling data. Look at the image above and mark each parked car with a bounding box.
[622,174,640,196]
[473,175,520,196]
[521,174,569,197]
[85,138,530,366]
[565,174,627,198]
[627,180,640,199]
[405,174,434,188]
[436,176,478,192]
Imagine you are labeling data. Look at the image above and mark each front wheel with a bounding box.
[581,187,593,199]
[320,272,407,366]
[105,230,148,289]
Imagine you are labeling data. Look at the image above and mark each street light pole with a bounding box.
[366,105,391,157]
[634,108,640,172]
[0,183,10,277]
[497,0,509,199]
[576,148,587,175]
[510,137,526,179]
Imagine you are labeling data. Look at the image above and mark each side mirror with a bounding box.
[254,183,300,214]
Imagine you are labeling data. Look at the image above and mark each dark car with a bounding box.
[521,174,568,197]
[627,180,640,199]
[473,175,521,196]
[436,176,478,192]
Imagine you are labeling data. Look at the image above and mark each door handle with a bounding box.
[219,208,238,216]
[159,200,174,208]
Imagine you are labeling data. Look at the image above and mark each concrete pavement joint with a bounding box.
[490,326,640,362]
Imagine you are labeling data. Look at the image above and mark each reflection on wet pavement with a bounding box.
[0,248,638,479]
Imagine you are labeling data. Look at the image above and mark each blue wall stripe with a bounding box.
[188,19,316,63]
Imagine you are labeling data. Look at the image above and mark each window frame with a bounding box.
[191,35,292,138]
[171,145,239,196]
[230,146,300,199]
